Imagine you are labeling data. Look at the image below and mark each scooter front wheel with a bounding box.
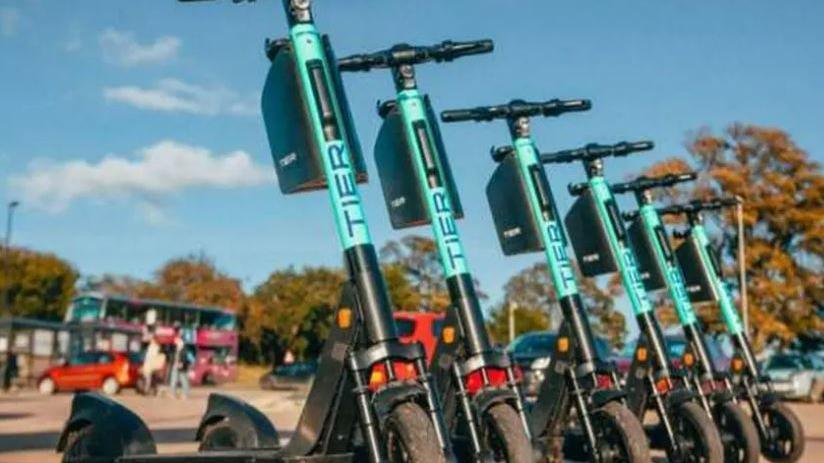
[482,402,533,463]
[716,402,759,463]
[590,401,651,463]
[672,401,723,463]
[385,402,448,463]
[761,402,804,463]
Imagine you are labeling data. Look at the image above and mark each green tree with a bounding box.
[642,124,824,347]
[380,236,450,312]
[487,263,626,348]
[0,246,77,320]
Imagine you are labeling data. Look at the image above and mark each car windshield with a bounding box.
[510,333,555,354]
[394,319,416,338]
[768,355,800,370]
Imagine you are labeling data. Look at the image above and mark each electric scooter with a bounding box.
[612,173,761,463]
[541,141,724,463]
[440,100,651,463]
[338,41,536,463]
[648,198,806,463]
[56,1,453,463]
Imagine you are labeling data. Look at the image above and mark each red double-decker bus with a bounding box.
[65,293,238,385]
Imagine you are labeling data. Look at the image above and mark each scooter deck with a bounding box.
[119,451,353,463]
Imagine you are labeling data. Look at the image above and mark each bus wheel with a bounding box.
[101,377,120,396]
[482,402,532,463]
[761,402,804,463]
[384,402,447,463]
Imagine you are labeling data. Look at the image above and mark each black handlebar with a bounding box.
[440,98,591,123]
[541,140,654,165]
[338,39,493,72]
[611,172,698,194]
[655,197,742,218]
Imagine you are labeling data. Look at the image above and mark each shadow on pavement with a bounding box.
[0,428,294,452]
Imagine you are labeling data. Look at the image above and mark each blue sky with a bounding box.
[1,1,823,327]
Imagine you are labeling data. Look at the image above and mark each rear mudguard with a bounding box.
[195,393,280,449]
[56,393,156,460]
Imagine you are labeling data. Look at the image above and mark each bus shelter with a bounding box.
[0,317,68,388]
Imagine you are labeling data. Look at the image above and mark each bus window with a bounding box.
[67,297,103,322]
[201,311,237,330]
[103,299,129,322]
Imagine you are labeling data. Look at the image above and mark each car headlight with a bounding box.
[531,357,551,371]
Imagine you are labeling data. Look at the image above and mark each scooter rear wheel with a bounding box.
[590,401,651,463]
[482,402,533,463]
[385,402,448,463]
[761,402,804,463]
[672,401,723,463]
[716,402,759,463]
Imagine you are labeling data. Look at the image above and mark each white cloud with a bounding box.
[0,7,20,37]
[9,140,272,220]
[99,28,180,66]
[103,78,258,117]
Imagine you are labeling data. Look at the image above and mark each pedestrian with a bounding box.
[141,336,164,395]
[169,327,192,399]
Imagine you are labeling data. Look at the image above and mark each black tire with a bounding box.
[590,401,651,463]
[198,420,242,451]
[761,402,805,463]
[61,425,93,463]
[482,402,533,463]
[716,402,760,463]
[384,402,447,463]
[672,401,724,463]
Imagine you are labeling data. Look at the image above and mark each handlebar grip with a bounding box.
[673,229,691,239]
[338,54,376,72]
[441,109,480,123]
[622,210,640,221]
[542,99,592,116]
[568,182,588,196]
[438,39,494,60]
[613,140,654,156]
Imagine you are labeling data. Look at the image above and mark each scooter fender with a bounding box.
[372,382,427,425]
[472,387,517,417]
[590,388,626,409]
[195,393,280,449]
[56,392,156,459]
[664,387,697,409]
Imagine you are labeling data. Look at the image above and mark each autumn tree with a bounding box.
[246,266,345,364]
[486,262,626,348]
[641,124,823,347]
[0,246,77,320]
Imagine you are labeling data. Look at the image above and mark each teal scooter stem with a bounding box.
[652,198,806,463]
[542,142,724,463]
[614,173,761,463]
[339,40,535,463]
[441,100,651,463]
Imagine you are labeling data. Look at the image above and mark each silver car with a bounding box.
[763,353,824,401]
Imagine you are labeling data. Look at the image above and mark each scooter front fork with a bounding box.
[348,355,388,463]
[451,363,492,463]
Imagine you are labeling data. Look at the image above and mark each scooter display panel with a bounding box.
[374,96,463,229]
[626,217,667,291]
[262,37,366,195]
[486,154,544,255]
[564,190,619,277]
[674,237,719,303]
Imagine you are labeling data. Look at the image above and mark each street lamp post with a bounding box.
[2,201,20,315]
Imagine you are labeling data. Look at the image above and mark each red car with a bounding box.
[38,351,141,396]
[393,311,445,362]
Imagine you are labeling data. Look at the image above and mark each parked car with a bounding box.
[508,331,611,396]
[37,351,141,395]
[259,360,319,391]
[763,352,824,401]
[612,333,728,379]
